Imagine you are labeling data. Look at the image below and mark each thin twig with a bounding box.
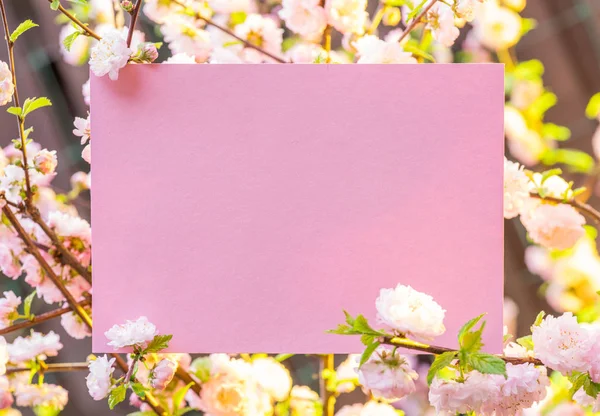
[320,354,335,416]
[0,0,32,201]
[45,0,101,40]
[397,0,438,44]
[381,336,543,366]
[529,192,600,225]
[170,0,287,63]
[0,299,91,336]
[126,0,143,47]
[7,362,89,374]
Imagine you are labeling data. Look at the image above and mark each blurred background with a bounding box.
[1,0,600,414]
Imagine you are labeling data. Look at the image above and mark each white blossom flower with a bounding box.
[209,47,244,64]
[14,383,68,410]
[234,14,283,63]
[86,355,115,400]
[82,79,90,106]
[33,150,58,176]
[376,284,446,339]
[73,114,91,145]
[357,346,418,401]
[429,371,499,414]
[504,157,530,219]
[279,0,327,39]
[355,35,417,64]
[0,337,8,375]
[532,312,594,374]
[520,203,585,251]
[48,211,92,244]
[473,2,522,50]
[289,385,320,416]
[0,61,14,106]
[426,3,459,47]
[8,331,63,363]
[325,0,367,35]
[161,15,212,63]
[165,53,197,64]
[61,311,92,339]
[89,28,133,80]
[335,354,359,393]
[208,0,254,14]
[251,357,292,401]
[105,316,158,349]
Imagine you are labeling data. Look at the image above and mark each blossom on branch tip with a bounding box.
[89,28,133,81]
[86,355,116,400]
[376,284,446,339]
[234,14,283,63]
[104,316,158,349]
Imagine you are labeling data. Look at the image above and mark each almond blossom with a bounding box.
[279,0,327,39]
[14,383,68,410]
[504,157,530,219]
[0,61,14,106]
[426,3,460,47]
[521,203,586,251]
[86,355,115,400]
[8,331,63,363]
[150,358,177,390]
[105,316,158,349]
[325,0,367,35]
[251,357,292,402]
[0,291,20,329]
[89,27,132,80]
[354,35,417,64]
[234,14,283,63]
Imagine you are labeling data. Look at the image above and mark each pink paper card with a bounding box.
[91,64,504,354]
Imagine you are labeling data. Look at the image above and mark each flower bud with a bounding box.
[150,359,177,390]
[121,0,133,13]
[383,7,401,27]
[133,42,159,63]
[33,149,58,175]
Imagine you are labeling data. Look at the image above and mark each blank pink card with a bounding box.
[91,64,504,354]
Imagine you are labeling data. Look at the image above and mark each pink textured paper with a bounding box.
[91,64,504,354]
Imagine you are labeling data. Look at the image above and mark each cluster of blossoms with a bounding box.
[0,0,598,414]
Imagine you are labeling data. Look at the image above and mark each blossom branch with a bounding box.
[6,362,89,374]
[529,192,600,225]
[169,0,287,63]
[397,0,438,44]
[27,205,92,284]
[380,336,543,366]
[0,0,33,201]
[44,0,101,40]
[1,202,93,329]
[126,0,143,48]
[175,366,201,395]
[0,298,91,336]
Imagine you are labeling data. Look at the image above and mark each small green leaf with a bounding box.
[427,351,457,385]
[458,314,485,344]
[10,20,38,43]
[403,44,435,62]
[532,311,546,329]
[359,341,381,367]
[541,148,595,174]
[516,335,534,350]
[108,384,126,410]
[586,92,600,119]
[63,30,82,52]
[6,107,21,116]
[353,314,384,336]
[542,123,571,141]
[407,0,427,21]
[172,382,194,412]
[466,353,506,376]
[275,353,294,362]
[343,310,355,326]
[540,168,562,184]
[130,382,146,399]
[360,334,375,346]
[22,97,52,118]
[50,0,60,10]
[23,290,36,318]
[584,379,600,398]
[569,372,588,396]
[144,334,173,353]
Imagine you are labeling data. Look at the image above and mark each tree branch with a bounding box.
[45,0,101,40]
[0,299,91,336]
[126,0,143,47]
[381,336,543,366]
[320,354,335,416]
[529,192,600,225]
[397,0,438,44]
[170,0,287,63]
[6,362,89,374]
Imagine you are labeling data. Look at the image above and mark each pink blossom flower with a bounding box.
[279,0,327,39]
[8,331,63,363]
[252,357,292,401]
[86,355,115,400]
[355,35,417,64]
[161,16,213,63]
[14,383,68,410]
[150,358,177,390]
[376,284,446,339]
[208,0,254,14]
[325,0,367,35]
[105,316,158,349]
[89,28,132,80]
[357,346,417,401]
[73,114,90,145]
[0,61,15,106]
[532,312,594,373]
[521,203,585,250]
[504,157,530,219]
[61,311,92,339]
[47,211,92,244]
[0,291,20,329]
[33,149,58,175]
[0,376,13,409]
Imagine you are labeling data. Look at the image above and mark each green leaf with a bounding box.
[532,311,546,328]
[23,290,36,318]
[542,123,571,141]
[343,310,356,326]
[586,92,600,119]
[275,353,294,362]
[6,107,21,116]
[384,0,412,6]
[407,0,427,21]
[22,97,52,118]
[466,353,506,376]
[360,334,375,346]
[527,91,557,119]
[50,0,60,10]
[33,405,61,416]
[584,379,600,398]
[403,44,435,62]
[514,59,544,80]
[10,20,38,43]
[569,372,588,396]
[353,314,385,336]
[521,18,537,36]
[516,335,534,350]
[144,334,173,353]
[108,384,127,410]
[174,408,194,416]
[460,327,484,353]
[63,30,82,52]
[359,341,381,367]
[172,382,194,412]
[541,168,562,184]
[541,149,595,174]
[130,382,146,399]
[458,314,485,344]
[427,351,457,385]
